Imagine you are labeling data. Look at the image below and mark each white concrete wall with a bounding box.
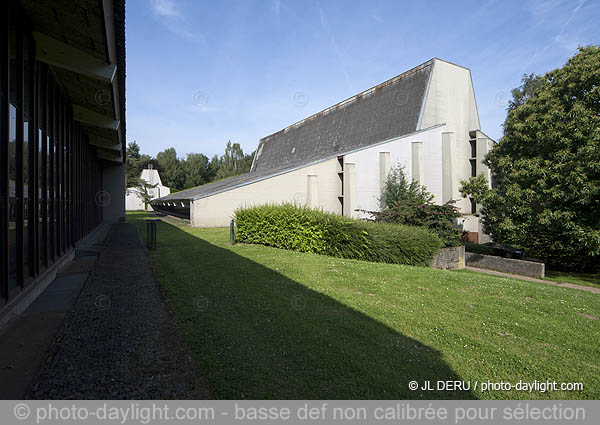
[125,189,145,211]
[191,158,341,227]
[460,129,495,241]
[140,169,170,199]
[475,129,493,184]
[102,163,125,222]
[344,125,445,219]
[419,59,481,213]
[125,168,170,211]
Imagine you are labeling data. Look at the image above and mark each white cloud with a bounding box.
[552,0,586,43]
[271,0,281,19]
[184,104,222,114]
[520,0,587,72]
[317,6,326,29]
[151,0,182,18]
[370,13,383,24]
[150,0,206,44]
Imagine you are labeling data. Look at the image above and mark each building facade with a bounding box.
[126,166,170,211]
[1,0,126,321]
[153,59,493,239]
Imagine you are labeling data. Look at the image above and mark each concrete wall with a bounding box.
[125,169,170,211]
[460,129,494,237]
[125,189,145,211]
[419,59,482,213]
[418,59,496,241]
[431,246,465,270]
[102,163,125,222]
[466,252,545,279]
[345,125,445,219]
[189,126,445,227]
[191,158,340,227]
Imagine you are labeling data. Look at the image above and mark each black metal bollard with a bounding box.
[146,218,159,250]
[230,219,235,245]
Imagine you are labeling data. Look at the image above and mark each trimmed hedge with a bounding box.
[234,203,443,266]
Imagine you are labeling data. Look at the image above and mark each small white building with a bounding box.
[126,166,171,211]
[153,58,495,242]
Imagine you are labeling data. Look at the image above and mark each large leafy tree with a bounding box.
[206,155,221,182]
[461,46,600,270]
[507,72,544,112]
[126,141,153,187]
[126,141,141,186]
[215,141,246,180]
[128,140,256,191]
[183,153,210,188]
[156,147,185,190]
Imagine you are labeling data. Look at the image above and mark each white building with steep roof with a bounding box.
[126,166,170,211]
[153,59,495,242]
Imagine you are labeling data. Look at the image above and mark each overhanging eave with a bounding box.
[73,104,120,131]
[33,32,117,83]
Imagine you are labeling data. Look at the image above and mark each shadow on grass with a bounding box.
[133,214,476,400]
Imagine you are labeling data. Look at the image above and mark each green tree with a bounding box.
[126,141,154,187]
[206,155,221,182]
[507,73,544,111]
[380,164,432,209]
[156,147,185,190]
[460,46,600,270]
[137,154,155,172]
[183,153,210,188]
[215,141,247,180]
[126,141,141,186]
[244,150,256,172]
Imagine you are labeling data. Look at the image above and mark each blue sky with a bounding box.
[126,0,599,158]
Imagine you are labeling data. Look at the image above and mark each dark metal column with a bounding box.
[15,26,24,288]
[48,77,55,263]
[40,64,48,269]
[28,35,37,277]
[0,1,9,301]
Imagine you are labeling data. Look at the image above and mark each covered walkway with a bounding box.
[0,222,208,399]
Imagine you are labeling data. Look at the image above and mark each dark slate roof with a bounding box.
[157,59,433,202]
[252,59,432,173]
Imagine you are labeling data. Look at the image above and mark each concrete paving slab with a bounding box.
[23,288,81,315]
[0,313,66,399]
[0,223,111,399]
[57,256,97,275]
[42,273,89,293]
[27,222,209,399]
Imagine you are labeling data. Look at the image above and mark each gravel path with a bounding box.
[27,223,209,399]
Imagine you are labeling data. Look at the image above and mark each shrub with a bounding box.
[359,221,445,266]
[234,203,443,266]
[368,164,463,247]
[380,164,432,209]
[370,200,463,247]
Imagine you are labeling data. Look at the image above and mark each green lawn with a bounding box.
[545,270,600,289]
[128,212,599,400]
